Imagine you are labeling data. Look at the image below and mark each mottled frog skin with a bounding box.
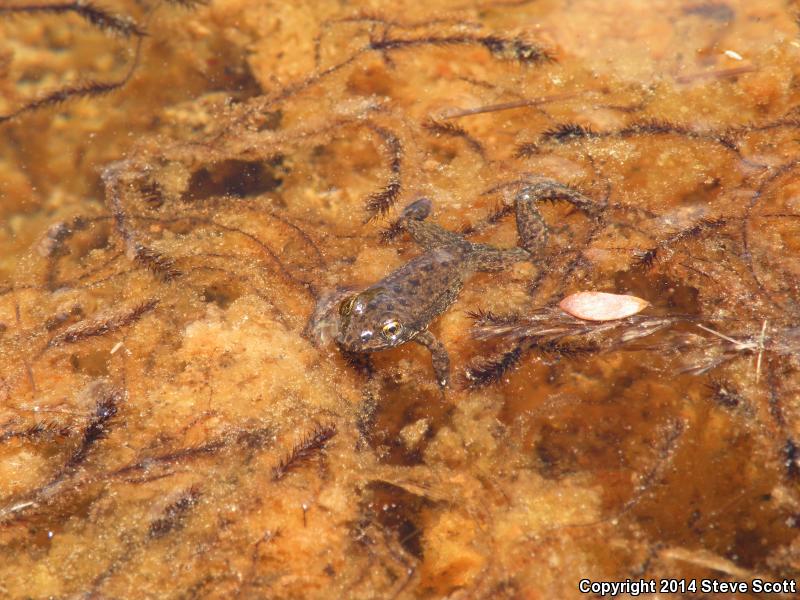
[335,179,597,387]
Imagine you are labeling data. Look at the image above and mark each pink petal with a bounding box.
[559,291,649,321]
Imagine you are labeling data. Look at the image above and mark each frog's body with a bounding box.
[334,179,597,387]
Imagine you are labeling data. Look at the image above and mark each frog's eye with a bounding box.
[339,295,357,317]
[381,319,403,340]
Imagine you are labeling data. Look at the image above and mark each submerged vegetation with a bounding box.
[1,0,800,597]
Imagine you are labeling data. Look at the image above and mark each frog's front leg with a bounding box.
[412,329,450,388]
[514,179,599,257]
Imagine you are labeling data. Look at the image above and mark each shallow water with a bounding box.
[1,0,800,597]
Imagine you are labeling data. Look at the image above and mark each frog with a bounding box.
[334,179,598,388]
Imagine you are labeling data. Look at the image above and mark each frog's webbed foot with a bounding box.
[413,330,450,389]
[399,198,470,251]
[515,179,599,257]
[400,197,432,222]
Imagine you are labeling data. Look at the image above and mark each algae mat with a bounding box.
[1,0,800,597]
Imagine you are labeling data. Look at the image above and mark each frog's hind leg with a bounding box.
[468,243,530,272]
[515,179,599,257]
[399,198,471,251]
[413,329,450,388]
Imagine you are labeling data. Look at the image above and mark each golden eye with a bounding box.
[381,320,402,339]
[339,295,356,317]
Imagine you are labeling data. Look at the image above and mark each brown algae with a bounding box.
[1,0,800,598]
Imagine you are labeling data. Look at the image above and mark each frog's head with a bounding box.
[334,287,413,352]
